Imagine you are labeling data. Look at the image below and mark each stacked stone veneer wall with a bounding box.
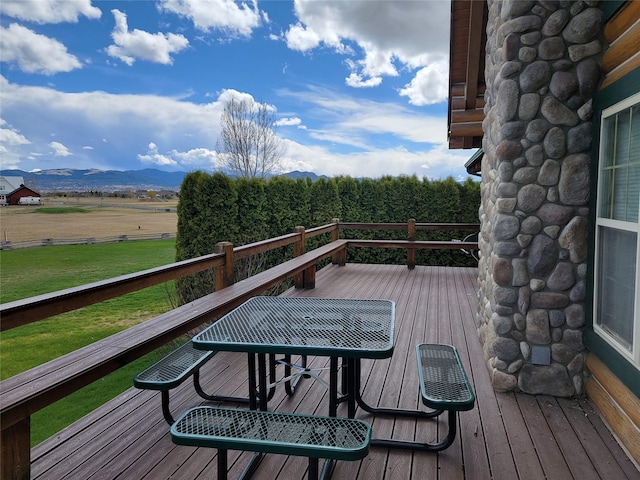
[479,0,603,396]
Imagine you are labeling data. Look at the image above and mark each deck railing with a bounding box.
[0,220,478,480]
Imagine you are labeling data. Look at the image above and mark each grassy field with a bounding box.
[1,198,177,242]
[0,238,181,445]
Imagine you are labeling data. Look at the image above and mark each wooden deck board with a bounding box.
[518,393,573,480]
[30,264,640,480]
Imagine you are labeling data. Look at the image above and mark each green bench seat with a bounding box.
[416,343,475,411]
[414,343,475,451]
[370,343,475,453]
[134,341,248,424]
[171,406,371,480]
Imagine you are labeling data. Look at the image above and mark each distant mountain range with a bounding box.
[0,168,323,192]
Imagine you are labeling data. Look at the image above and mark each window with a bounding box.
[594,92,640,366]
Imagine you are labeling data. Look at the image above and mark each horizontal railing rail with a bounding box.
[0,251,226,331]
[338,222,479,231]
[0,220,478,480]
[347,239,479,250]
[5,220,477,331]
[0,221,346,332]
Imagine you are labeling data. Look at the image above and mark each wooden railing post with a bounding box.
[407,218,416,270]
[294,226,306,288]
[214,242,235,290]
[330,218,345,265]
[2,417,30,480]
[331,219,340,242]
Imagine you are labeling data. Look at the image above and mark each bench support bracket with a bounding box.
[369,410,458,452]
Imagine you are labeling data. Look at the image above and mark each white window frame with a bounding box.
[593,92,640,367]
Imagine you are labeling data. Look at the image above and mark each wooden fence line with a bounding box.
[0,233,176,250]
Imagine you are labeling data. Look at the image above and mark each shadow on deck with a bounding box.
[31,264,639,480]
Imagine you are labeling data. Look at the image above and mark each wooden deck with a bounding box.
[30,264,640,480]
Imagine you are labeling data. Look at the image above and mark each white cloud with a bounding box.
[279,86,446,145]
[137,143,178,166]
[0,23,82,74]
[158,0,263,37]
[217,88,257,106]
[284,23,322,51]
[347,46,398,81]
[0,0,101,24]
[275,117,302,127]
[345,73,382,89]
[0,119,31,170]
[0,76,470,179]
[217,88,278,115]
[138,143,220,168]
[49,141,72,156]
[171,147,220,166]
[0,124,31,146]
[399,61,450,106]
[107,9,189,65]
[285,0,451,104]
[282,139,470,180]
[0,76,225,171]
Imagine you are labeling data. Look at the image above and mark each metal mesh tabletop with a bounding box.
[193,297,395,359]
[171,407,371,460]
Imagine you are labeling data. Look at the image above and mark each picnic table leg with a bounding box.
[353,360,443,419]
[329,357,339,417]
[193,370,250,405]
[217,448,228,480]
[258,353,268,411]
[160,390,176,424]
[319,458,336,480]
[341,358,349,395]
[248,353,258,410]
[236,452,264,480]
[346,358,357,418]
[308,457,319,480]
[370,410,458,452]
[283,354,308,396]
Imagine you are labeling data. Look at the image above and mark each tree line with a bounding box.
[175,172,480,302]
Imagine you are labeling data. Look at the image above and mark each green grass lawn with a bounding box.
[30,207,91,214]
[0,239,181,445]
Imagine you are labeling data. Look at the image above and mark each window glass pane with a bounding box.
[613,167,628,221]
[631,104,640,154]
[600,102,640,222]
[598,168,614,218]
[615,109,631,166]
[630,105,640,223]
[601,115,617,168]
[629,164,640,223]
[597,226,637,351]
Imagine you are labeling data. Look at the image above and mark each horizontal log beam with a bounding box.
[604,0,640,44]
[602,20,640,73]
[449,121,484,137]
[586,353,640,464]
[451,108,485,123]
[600,53,640,90]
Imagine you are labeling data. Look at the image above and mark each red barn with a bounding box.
[7,185,42,205]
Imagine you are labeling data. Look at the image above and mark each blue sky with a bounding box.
[1,0,476,180]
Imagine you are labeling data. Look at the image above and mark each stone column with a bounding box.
[478,0,602,396]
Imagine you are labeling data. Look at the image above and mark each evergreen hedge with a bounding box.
[175,172,480,302]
